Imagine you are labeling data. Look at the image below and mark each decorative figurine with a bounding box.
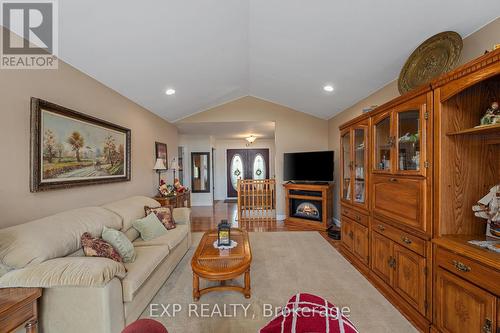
[217,220,231,246]
[479,101,500,126]
[472,185,500,239]
[173,178,186,193]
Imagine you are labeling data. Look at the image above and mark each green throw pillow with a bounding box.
[132,213,167,241]
[102,226,136,263]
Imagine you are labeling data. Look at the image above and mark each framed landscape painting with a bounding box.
[30,98,131,192]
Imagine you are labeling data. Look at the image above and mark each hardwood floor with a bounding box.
[190,201,341,250]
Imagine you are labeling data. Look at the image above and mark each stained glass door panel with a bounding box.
[252,153,266,180]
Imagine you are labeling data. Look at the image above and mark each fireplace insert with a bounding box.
[290,199,322,222]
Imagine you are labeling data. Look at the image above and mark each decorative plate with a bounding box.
[398,31,463,94]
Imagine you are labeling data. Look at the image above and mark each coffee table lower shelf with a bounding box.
[192,270,251,301]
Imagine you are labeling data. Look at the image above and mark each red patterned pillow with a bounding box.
[144,206,176,230]
[81,232,123,263]
[260,293,359,333]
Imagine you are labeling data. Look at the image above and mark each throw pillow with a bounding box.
[132,213,167,241]
[102,226,136,263]
[81,232,123,263]
[144,206,176,230]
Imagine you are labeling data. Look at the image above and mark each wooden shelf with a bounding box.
[447,124,500,136]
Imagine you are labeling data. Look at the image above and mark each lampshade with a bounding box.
[170,158,179,170]
[153,158,167,170]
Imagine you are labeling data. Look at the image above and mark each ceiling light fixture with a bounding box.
[165,88,176,96]
[245,135,257,144]
[323,85,334,92]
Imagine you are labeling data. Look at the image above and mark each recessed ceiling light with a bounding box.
[165,88,176,96]
[323,85,334,92]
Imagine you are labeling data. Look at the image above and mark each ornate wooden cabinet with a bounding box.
[369,87,434,330]
[431,50,500,333]
[371,87,433,237]
[340,117,370,269]
[338,48,500,333]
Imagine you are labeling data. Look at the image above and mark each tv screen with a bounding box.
[284,151,334,181]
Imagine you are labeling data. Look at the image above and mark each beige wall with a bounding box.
[178,96,329,217]
[0,31,178,227]
[328,18,500,220]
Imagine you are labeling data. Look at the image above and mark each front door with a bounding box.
[226,149,270,198]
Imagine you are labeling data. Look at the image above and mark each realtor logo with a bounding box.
[1,0,58,69]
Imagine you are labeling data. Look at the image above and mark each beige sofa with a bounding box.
[0,196,191,333]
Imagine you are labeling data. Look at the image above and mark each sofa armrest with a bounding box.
[40,277,125,333]
[173,207,191,246]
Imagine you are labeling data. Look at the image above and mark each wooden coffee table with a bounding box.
[191,228,252,301]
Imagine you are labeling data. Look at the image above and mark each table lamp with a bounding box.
[153,158,167,186]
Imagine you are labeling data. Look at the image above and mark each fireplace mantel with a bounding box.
[283,183,334,231]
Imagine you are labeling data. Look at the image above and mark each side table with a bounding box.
[0,287,42,333]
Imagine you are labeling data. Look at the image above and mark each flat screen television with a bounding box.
[284,151,334,182]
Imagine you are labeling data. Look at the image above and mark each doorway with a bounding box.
[226,149,270,198]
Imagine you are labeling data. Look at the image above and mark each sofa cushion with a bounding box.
[122,246,169,302]
[102,196,161,232]
[0,257,127,288]
[133,225,188,250]
[0,207,122,269]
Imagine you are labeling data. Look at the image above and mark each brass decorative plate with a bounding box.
[398,31,462,94]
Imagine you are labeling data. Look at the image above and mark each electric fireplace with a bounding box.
[284,183,333,231]
[290,199,322,222]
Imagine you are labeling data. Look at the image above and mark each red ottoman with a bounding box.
[122,319,168,333]
[260,293,359,333]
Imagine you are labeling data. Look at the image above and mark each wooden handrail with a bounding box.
[237,179,276,222]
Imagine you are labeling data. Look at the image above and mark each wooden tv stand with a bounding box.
[284,183,334,231]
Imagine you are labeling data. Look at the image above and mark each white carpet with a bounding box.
[141,232,418,333]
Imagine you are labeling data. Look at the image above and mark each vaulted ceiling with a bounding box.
[58,1,500,122]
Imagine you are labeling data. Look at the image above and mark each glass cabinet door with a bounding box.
[374,114,392,172]
[396,110,421,172]
[341,131,352,202]
[353,128,366,205]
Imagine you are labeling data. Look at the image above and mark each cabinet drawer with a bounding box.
[372,175,427,233]
[341,205,368,227]
[436,247,500,295]
[372,219,425,256]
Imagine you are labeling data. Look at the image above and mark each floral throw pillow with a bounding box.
[144,206,176,230]
[81,232,123,263]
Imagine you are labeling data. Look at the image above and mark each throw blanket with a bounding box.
[260,293,359,333]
